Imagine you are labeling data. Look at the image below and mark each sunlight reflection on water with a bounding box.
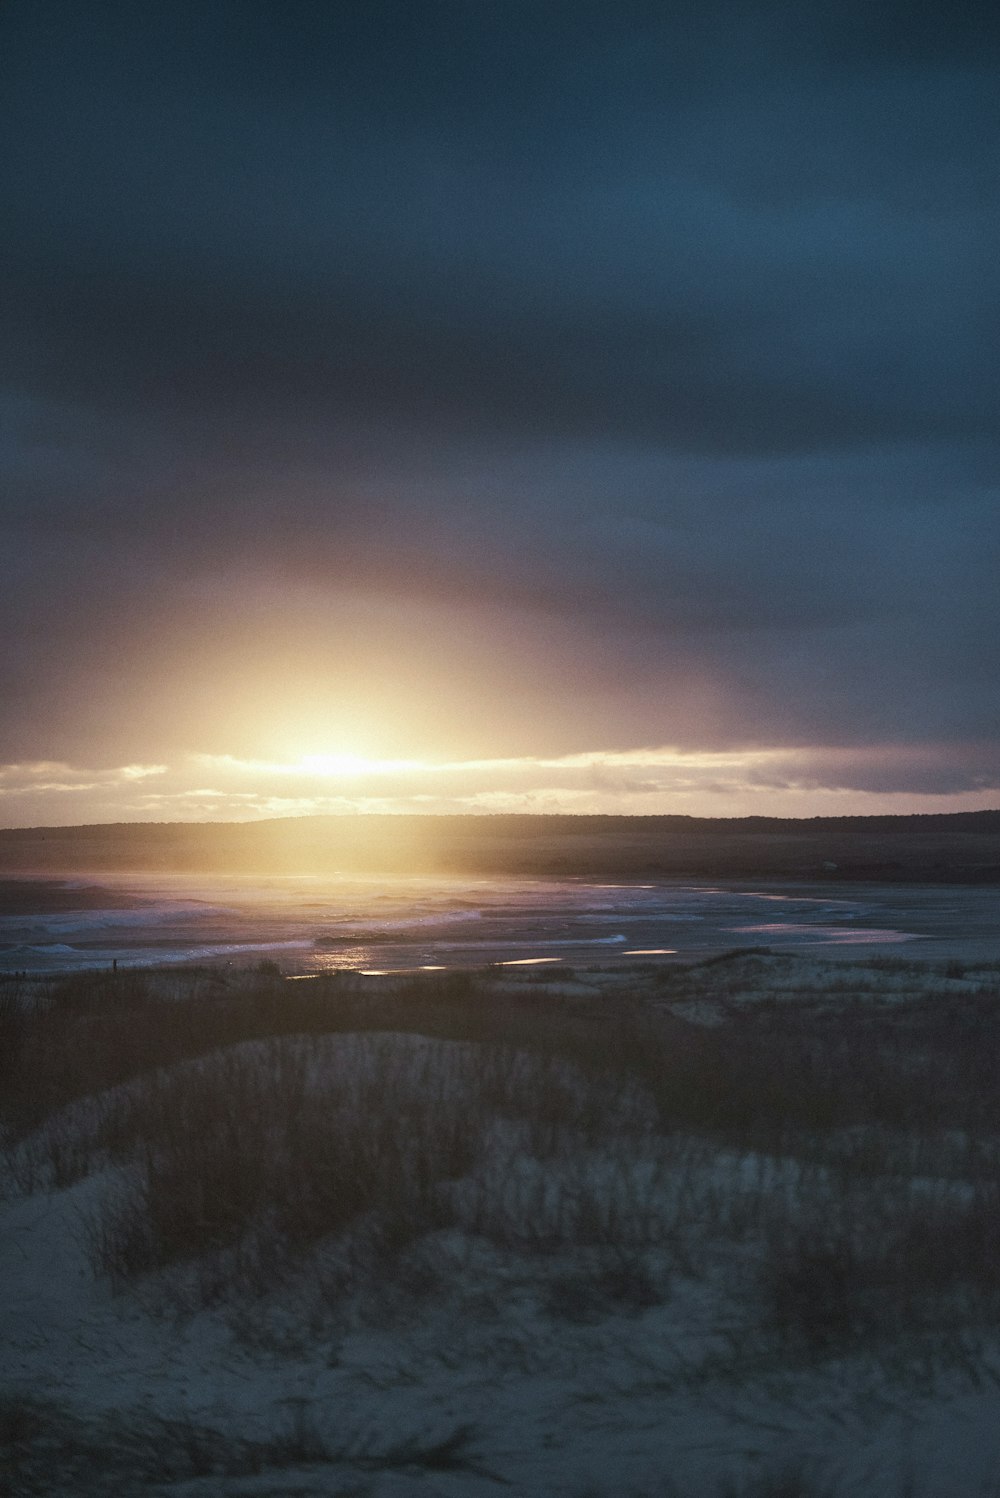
[3,874,999,973]
[733,923,919,945]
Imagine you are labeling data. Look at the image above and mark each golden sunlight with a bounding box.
[297,753,426,778]
[194,751,429,779]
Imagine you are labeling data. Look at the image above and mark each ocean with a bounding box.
[2,873,999,974]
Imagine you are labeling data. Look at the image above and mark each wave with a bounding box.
[5,937,314,972]
[732,923,918,945]
[0,902,233,939]
[131,940,314,963]
[576,911,705,923]
[315,910,485,944]
[6,943,83,957]
[414,935,629,951]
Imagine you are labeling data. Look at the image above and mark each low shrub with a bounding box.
[85,1040,478,1284]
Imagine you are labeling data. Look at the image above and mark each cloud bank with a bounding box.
[3,742,999,827]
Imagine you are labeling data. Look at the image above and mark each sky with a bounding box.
[2,0,999,825]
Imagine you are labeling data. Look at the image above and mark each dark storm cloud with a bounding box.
[4,0,997,452]
[1,0,998,788]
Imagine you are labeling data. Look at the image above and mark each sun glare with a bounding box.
[299,753,381,777]
[296,752,425,778]
[195,748,430,781]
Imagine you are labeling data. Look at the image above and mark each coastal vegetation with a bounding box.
[4,955,1000,1492]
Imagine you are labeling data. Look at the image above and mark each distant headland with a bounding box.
[2,811,1000,884]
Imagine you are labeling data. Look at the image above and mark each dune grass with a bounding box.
[4,956,1000,1366]
[7,957,1000,1495]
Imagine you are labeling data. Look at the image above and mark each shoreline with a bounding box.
[3,870,1000,975]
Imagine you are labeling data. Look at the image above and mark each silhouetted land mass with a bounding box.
[2,811,1000,883]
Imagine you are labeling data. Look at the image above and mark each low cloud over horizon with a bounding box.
[3,739,1000,827]
[2,1,998,825]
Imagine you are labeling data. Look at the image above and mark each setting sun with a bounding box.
[296,752,425,778]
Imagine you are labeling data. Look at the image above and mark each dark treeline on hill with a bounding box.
[2,811,1000,883]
